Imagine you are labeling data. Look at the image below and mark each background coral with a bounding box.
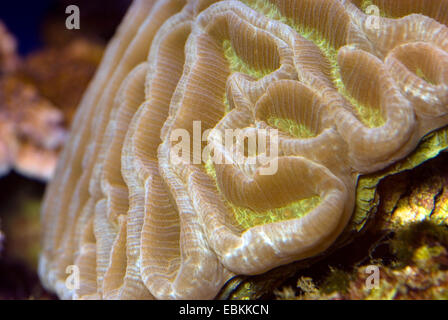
[0,34,104,181]
[0,0,129,299]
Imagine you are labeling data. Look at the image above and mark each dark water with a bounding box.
[0,0,55,54]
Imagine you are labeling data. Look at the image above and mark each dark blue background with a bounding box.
[0,0,56,54]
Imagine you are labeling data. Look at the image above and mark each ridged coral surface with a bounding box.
[39,0,448,299]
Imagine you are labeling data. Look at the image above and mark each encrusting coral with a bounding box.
[275,220,448,300]
[39,0,448,299]
[273,152,448,300]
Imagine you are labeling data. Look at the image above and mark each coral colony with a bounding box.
[39,0,448,299]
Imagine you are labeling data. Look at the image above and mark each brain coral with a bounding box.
[39,0,448,299]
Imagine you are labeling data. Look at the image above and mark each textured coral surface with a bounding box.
[39,0,448,299]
